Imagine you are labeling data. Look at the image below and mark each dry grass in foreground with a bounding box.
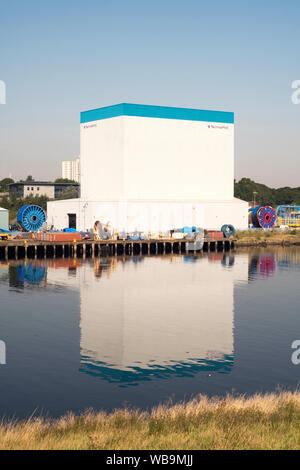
[0,391,300,450]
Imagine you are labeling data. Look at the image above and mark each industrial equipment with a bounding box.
[17,205,46,232]
[221,224,235,238]
[276,205,300,228]
[248,206,277,229]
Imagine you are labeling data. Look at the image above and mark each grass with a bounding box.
[235,229,300,246]
[1,392,300,450]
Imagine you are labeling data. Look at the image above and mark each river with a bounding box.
[0,247,299,418]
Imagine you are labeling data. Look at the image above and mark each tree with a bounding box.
[54,178,77,184]
[57,186,79,199]
[234,178,300,207]
[25,175,34,182]
[0,178,14,192]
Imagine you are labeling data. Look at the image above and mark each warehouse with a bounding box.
[47,103,248,232]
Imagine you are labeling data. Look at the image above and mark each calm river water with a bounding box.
[0,247,300,418]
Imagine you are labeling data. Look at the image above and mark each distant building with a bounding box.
[0,207,9,230]
[62,157,80,183]
[9,182,80,199]
[61,161,73,181]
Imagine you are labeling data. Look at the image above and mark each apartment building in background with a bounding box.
[62,157,80,183]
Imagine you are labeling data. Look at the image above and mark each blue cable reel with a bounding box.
[221,224,235,238]
[250,206,277,229]
[17,205,46,232]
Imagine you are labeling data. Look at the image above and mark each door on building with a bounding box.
[68,213,77,229]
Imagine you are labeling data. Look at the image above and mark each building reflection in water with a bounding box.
[77,253,248,384]
[1,254,249,384]
[4,250,293,386]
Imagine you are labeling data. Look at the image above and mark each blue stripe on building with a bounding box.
[80,103,234,124]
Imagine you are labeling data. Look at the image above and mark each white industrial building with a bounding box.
[48,103,248,232]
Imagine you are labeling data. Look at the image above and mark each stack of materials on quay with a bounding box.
[126,232,148,240]
[172,227,203,239]
[0,229,32,240]
[45,232,82,242]
[206,231,224,239]
[33,229,83,242]
[205,224,235,239]
[248,206,277,229]
[185,228,205,251]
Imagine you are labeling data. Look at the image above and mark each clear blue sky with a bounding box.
[0,0,299,187]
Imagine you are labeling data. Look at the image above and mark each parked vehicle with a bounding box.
[0,228,12,241]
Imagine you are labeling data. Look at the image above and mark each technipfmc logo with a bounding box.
[0,80,6,104]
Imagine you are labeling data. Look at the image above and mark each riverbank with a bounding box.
[235,230,300,247]
[1,391,300,450]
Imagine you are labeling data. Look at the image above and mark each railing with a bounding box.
[277,217,300,227]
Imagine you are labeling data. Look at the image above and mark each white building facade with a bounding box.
[48,103,248,232]
[62,157,80,183]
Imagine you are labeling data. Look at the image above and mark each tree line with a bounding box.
[0,176,77,193]
[234,178,300,206]
[2,176,300,221]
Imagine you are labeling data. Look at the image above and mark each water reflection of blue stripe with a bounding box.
[79,354,234,386]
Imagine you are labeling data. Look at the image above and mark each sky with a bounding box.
[0,0,300,187]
